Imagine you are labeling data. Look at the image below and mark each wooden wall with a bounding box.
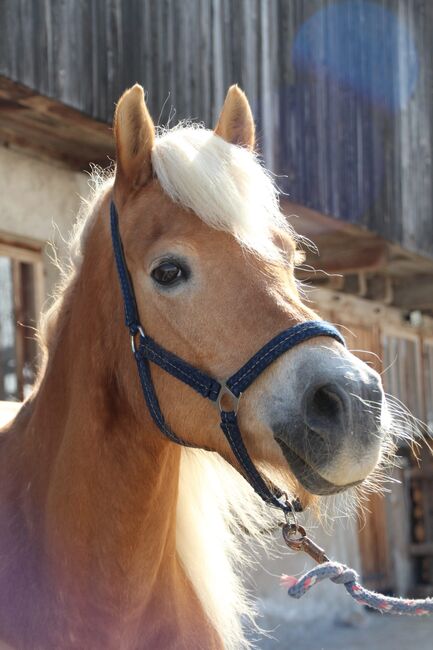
[313,289,433,594]
[1,0,433,260]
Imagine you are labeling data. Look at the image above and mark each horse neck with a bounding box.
[0,207,201,642]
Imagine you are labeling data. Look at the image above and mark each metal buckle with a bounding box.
[282,523,330,564]
[130,326,145,354]
[216,382,242,414]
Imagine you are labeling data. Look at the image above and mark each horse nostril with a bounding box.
[304,382,348,439]
[312,385,342,421]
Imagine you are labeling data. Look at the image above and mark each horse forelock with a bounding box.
[151,124,298,263]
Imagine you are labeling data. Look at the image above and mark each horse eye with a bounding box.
[151,261,184,286]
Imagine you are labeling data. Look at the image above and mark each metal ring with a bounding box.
[130,326,145,354]
[216,383,242,415]
[282,523,307,549]
[281,494,299,528]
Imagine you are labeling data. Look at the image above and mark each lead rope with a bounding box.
[280,523,433,615]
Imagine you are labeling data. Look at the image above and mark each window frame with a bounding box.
[0,237,44,400]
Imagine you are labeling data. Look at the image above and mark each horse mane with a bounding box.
[177,449,278,650]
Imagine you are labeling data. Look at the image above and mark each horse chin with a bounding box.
[274,437,363,496]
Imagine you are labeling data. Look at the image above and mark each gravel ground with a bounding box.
[256,612,433,649]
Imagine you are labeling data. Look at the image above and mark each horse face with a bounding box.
[113,85,387,499]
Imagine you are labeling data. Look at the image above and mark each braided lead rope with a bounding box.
[280,562,433,615]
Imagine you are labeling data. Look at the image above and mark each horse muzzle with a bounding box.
[272,351,385,495]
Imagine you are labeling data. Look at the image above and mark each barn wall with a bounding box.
[1,0,433,260]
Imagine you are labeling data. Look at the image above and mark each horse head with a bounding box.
[111,84,386,504]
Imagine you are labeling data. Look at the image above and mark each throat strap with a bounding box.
[220,410,290,510]
[110,200,346,514]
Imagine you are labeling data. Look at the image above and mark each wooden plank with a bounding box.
[0,241,42,263]
[393,276,433,311]
[298,239,388,275]
[410,543,433,557]
[382,331,424,421]
[423,340,433,434]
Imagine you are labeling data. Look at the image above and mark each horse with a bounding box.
[0,84,392,649]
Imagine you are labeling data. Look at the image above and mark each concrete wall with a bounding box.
[0,145,89,299]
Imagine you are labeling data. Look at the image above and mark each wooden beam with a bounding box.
[393,276,433,311]
[284,200,389,274]
[0,241,42,264]
[0,77,114,171]
[302,237,388,274]
[362,274,394,304]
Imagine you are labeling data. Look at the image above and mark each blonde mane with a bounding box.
[177,450,278,650]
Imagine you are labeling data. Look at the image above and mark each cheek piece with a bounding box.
[110,201,346,514]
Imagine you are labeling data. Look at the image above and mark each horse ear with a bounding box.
[113,84,155,195]
[214,85,255,150]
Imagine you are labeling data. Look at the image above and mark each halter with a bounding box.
[110,200,345,514]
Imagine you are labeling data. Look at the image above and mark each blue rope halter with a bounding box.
[110,200,345,514]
